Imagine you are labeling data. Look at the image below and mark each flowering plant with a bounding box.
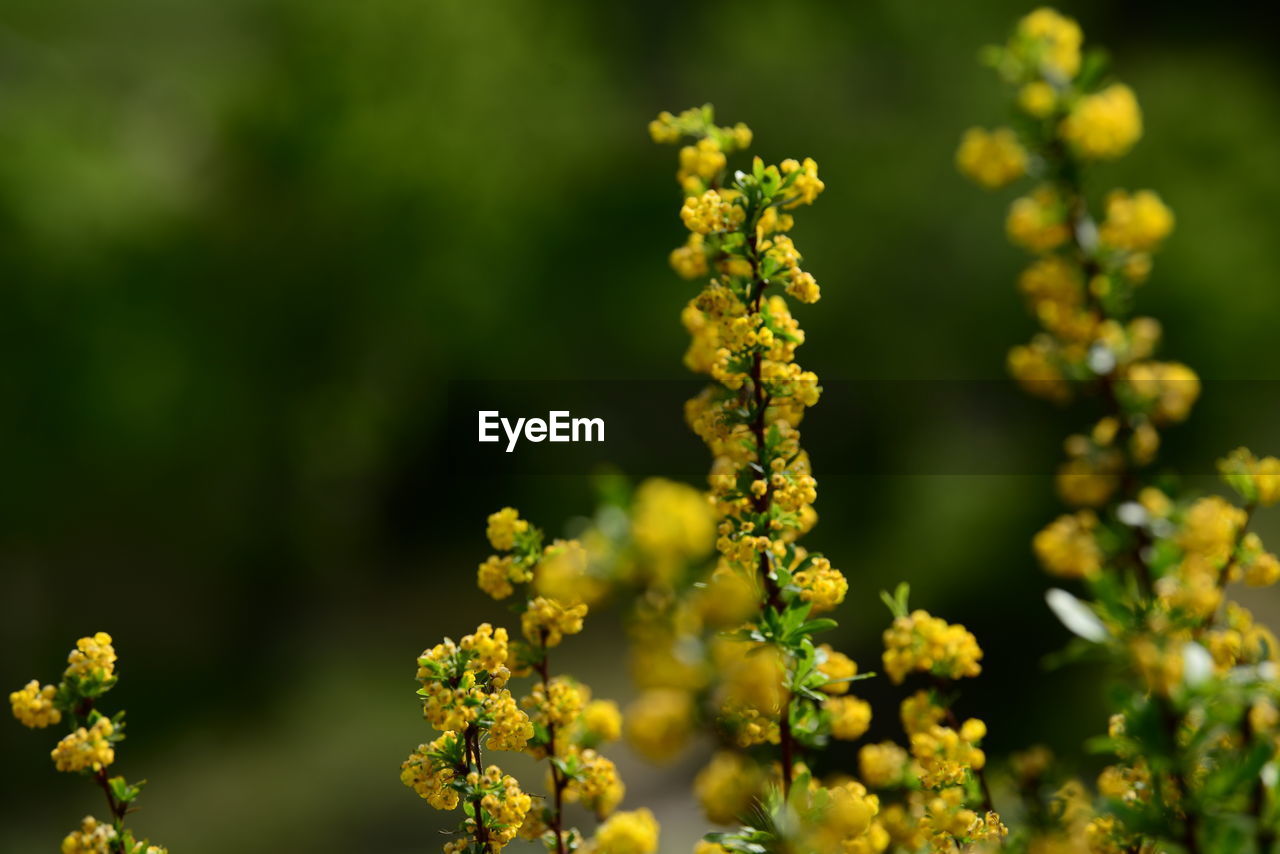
[9,632,167,854]
[961,8,1280,853]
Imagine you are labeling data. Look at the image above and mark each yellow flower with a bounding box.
[648,111,680,145]
[681,190,745,235]
[486,689,534,752]
[582,699,623,743]
[1016,7,1083,80]
[566,748,625,817]
[522,596,588,647]
[60,816,117,854]
[678,138,727,186]
[477,766,533,847]
[794,557,848,613]
[910,721,987,789]
[624,688,695,762]
[1219,447,1280,507]
[901,690,947,736]
[523,675,586,734]
[780,157,824,207]
[477,554,519,600]
[1008,336,1070,403]
[630,478,715,583]
[1122,361,1199,425]
[859,741,908,789]
[486,507,529,551]
[536,538,606,606]
[593,808,660,854]
[826,695,872,741]
[65,632,116,685]
[1033,511,1102,579]
[882,610,983,684]
[1060,84,1143,160]
[810,781,879,847]
[817,644,858,695]
[695,751,764,825]
[1099,189,1174,252]
[785,270,821,304]
[10,680,61,729]
[670,233,709,280]
[52,717,115,773]
[1018,81,1058,117]
[401,734,461,810]
[955,127,1027,189]
[1006,185,1070,252]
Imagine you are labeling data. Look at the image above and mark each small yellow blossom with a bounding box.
[794,557,848,613]
[1016,7,1083,80]
[956,127,1027,189]
[1060,83,1142,160]
[401,734,461,809]
[1033,511,1102,579]
[859,741,909,788]
[883,610,983,684]
[1099,189,1174,252]
[522,596,588,647]
[1006,185,1070,252]
[60,816,117,854]
[592,808,660,854]
[817,645,858,695]
[582,699,623,743]
[487,507,529,551]
[826,695,873,741]
[52,717,115,773]
[10,680,61,729]
[1018,81,1058,117]
[695,751,764,825]
[780,157,824,207]
[65,632,116,685]
[624,688,695,762]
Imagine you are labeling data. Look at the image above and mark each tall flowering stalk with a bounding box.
[962,8,1280,852]
[9,632,168,854]
[403,509,653,854]
[652,106,1006,853]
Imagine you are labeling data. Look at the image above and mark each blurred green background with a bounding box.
[3,0,1279,850]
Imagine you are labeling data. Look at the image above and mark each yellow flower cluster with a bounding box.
[695,751,765,825]
[826,695,873,741]
[955,127,1026,189]
[10,680,61,729]
[628,478,716,585]
[966,8,1195,449]
[401,734,461,810]
[589,808,659,854]
[794,556,849,613]
[1060,84,1142,160]
[60,816,117,854]
[1034,510,1102,579]
[486,506,529,551]
[858,741,908,789]
[564,748,625,817]
[882,610,984,684]
[51,717,115,773]
[522,596,588,647]
[623,688,695,763]
[65,632,116,685]
[909,719,988,789]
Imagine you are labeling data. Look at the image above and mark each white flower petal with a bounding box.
[1045,588,1108,642]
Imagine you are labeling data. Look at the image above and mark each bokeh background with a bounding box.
[3,0,1279,850]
